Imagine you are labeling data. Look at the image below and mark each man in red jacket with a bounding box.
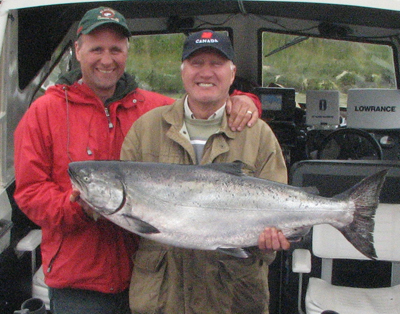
[13,7,261,314]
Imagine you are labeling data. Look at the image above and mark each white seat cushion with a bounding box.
[32,266,50,310]
[306,277,400,314]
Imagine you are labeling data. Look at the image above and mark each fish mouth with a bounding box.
[68,167,84,191]
[68,166,126,215]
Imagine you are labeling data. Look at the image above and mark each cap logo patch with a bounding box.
[201,32,213,39]
[196,38,219,44]
[196,32,218,44]
[98,8,119,22]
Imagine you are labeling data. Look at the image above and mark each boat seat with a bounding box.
[292,203,400,314]
[16,229,50,310]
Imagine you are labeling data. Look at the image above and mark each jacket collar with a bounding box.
[55,69,138,105]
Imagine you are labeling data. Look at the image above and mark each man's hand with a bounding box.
[227,95,259,131]
[258,227,291,252]
[70,189,101,221]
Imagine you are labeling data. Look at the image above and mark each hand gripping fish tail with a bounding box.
[334,169,388,260]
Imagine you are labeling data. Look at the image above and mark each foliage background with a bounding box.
[125,32,396,104]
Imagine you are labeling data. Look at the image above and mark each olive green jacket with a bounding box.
[121,97,288,314]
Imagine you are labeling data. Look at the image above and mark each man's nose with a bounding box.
[198,63,214,76]
[100,51,114,64]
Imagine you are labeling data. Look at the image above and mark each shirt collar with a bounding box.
[184,95,226,121]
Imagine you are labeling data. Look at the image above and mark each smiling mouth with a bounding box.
[98,69,114,74]
[197,83,214,87]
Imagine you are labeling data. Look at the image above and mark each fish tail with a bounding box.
[336,169,388,260]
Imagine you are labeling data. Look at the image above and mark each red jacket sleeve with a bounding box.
[14,100,91,232]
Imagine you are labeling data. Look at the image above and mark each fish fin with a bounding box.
[121,214,160,234]
[202,161,244,177]
[336,169,388,260]
[217,247,251,258]
[301,186,320,195]
[287,237,303,243]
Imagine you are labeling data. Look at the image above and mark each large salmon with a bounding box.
[68,161,387,259]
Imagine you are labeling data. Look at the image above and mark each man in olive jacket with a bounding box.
[121,30,290,314]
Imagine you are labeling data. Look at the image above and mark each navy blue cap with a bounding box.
[182,30,234,61]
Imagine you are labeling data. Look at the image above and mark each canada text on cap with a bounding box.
[77,7,131,38]
[182,30,234,61]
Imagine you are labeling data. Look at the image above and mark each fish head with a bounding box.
[68,161,125,215]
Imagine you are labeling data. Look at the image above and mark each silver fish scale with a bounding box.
[114,165,353,249]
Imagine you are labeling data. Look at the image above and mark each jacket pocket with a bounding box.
[129,240,167,314]
[218,254,259,280]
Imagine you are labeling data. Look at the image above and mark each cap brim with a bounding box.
[80,21,131,37]
[182,46,232,61]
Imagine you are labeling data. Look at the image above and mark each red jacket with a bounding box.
[14,74,174,293]
[14,73,262,293]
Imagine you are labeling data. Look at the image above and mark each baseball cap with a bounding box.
[182,30,234,61]
[77,7,131,38]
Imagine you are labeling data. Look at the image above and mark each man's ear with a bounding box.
[230,63,237,85]
[75,41,81,62]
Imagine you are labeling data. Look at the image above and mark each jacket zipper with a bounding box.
[85,107,113,157]
[47,237,64,273]
[104,107,114,129]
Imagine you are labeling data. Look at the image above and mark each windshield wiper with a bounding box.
[265,36,309,57]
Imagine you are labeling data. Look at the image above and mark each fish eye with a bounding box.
[83,176,91,183]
